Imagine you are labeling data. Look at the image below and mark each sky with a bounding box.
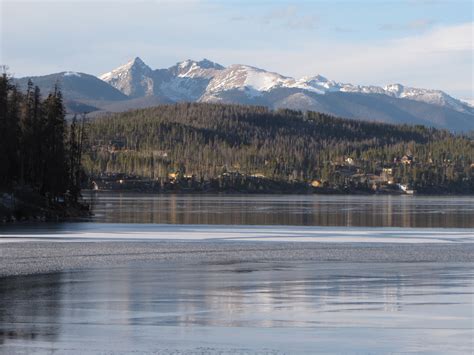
[1,0,473,100]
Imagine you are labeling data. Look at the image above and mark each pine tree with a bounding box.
[42,85,68,200]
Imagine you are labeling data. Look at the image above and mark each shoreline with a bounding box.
[0,190,91,224]
[84,188,474,196]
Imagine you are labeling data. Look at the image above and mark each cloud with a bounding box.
[379,19,436,32]
[230,15,246,22]
[333,26,356,33]
[262,5,319,30]
[334,22,473,97]
[201,22,473,99]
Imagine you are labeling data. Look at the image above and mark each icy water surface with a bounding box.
[0,259,472,354]
[0,193,473,354]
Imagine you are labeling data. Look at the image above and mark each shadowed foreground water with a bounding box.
[0,259,473,354]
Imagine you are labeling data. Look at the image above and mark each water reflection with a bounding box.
[87,192,474,228]
[0,274,62,346]
[0,262,472,352]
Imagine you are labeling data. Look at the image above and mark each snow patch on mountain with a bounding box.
[384,84,469,113]
[170,59,223,78]
[156,59,224,101]
[461,98,474,107]
[291,75,338,94]
[243,67,292,92]
[63,71,81,77]
[275,92,321,110]
[205,65,298,98]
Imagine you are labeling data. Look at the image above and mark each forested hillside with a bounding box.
[84,103,473,193]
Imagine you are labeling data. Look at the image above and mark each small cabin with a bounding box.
[310,180,322,188]
[401,155,414,165]
[168,172,180,181]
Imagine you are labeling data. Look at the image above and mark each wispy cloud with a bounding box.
[333,26,356,33]
[230,15,246,22]
[262,5,319,31]
[202,22,473,99]
[379,19,436,32]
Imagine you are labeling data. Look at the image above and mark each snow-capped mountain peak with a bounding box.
[175,58,223,70]
[129,56,147,67]
[293,75,339,93]
[99,57,472,115]
[169,59,224,78]
[99,57,154,97]
[384,83,405,95]
[203,64,297,97]
[197,59,225,70]
[100,57,151,81]
[378,84,470,113]
[303,74,330,83]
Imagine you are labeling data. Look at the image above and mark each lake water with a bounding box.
[0,193,473,354]
[87,192,474,228]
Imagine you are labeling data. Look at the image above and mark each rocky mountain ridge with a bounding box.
[100,57,473,116]
[14,56,473,132]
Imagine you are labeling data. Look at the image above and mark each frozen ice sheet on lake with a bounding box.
[1,223,473,243]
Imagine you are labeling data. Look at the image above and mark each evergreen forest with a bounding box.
[83,103,473,193]
[0,73,87,219]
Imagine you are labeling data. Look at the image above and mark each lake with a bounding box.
[88,192,474,227]
[0,193,473,354]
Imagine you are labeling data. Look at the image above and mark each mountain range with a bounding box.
[15,57,474,132]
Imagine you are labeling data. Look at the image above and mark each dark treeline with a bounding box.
[84,103,473,193]
[0,73,85,203]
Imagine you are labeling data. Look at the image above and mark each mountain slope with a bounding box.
[15,72,128,113]
[16,71,127,101]
[270,90,474,132]
[99,57,154,98]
